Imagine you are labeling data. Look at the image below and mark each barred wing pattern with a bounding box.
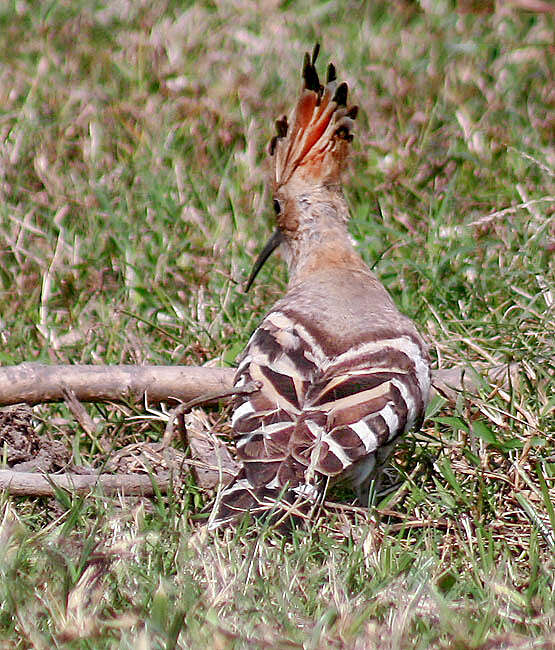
[215,307,430,526]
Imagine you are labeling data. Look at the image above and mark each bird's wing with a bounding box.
[231,309,429,494]
[287,336,428,495]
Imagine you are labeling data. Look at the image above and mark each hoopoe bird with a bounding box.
[211,46,430,528]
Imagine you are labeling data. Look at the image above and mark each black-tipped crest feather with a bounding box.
[332,82,348,106]
[311,43,320,65]
[335,125,353,141]
[276,116,288,137]
[302,52,321,93]
[271,46,358,189]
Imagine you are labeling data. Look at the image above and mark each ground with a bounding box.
[0,1,553,647]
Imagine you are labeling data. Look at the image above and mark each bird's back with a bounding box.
[215,267,429,526]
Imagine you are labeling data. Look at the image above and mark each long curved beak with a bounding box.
[245,229,283,292]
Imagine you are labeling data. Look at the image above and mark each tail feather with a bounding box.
[209,466,319,531]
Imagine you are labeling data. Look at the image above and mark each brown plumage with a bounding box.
[210,46,430,529]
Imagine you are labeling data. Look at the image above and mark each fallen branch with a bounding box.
[430,363,520,401]
[0,363,232,407]
[0,433,239,498]
[0,362,520,407]
[0,469,171,496]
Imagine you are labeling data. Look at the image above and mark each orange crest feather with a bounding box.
[270,45,358,189]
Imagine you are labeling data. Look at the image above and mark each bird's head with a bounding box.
[246,44,358,291]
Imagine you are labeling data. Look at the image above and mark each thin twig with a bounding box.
[162,382,261,446]
[467,197,554,228]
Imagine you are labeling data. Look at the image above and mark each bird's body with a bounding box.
[211,47,430,527]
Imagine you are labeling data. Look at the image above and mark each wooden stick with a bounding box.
[430,363,520,401]
[0,363,232,407]
[0,469,171,496]
[0,362,520,407]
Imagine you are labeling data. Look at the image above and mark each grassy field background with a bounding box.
[0,0,553,647]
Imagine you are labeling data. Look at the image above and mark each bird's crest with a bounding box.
[269,44,358,190]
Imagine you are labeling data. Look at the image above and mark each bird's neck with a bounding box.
[282,199,367,286]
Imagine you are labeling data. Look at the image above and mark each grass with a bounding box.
[0,0,553,647]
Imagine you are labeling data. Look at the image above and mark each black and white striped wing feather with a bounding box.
[215,309,430,524]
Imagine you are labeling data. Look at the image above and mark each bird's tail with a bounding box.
[208,463,322,531]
